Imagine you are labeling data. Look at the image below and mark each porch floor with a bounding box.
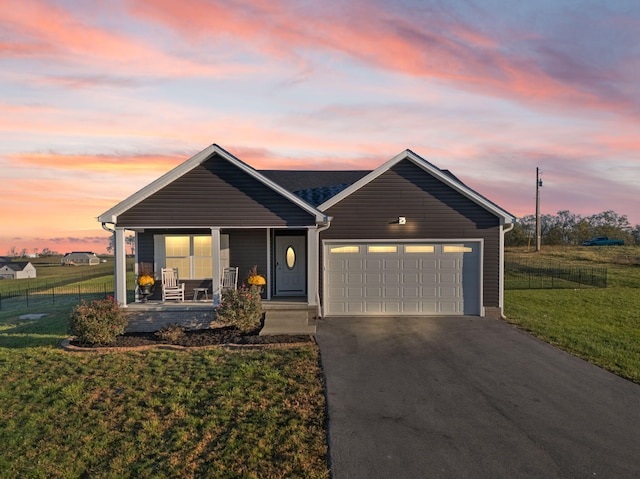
[124,298,317,334]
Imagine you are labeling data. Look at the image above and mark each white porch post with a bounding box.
[307,227,318,306]
[266,229,272,301]
[211,228,221,305]
[114,227,128,307]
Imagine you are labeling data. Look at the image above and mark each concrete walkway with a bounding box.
[315,316,640,479]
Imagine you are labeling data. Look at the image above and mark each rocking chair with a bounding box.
[221,267,238,292]
[161,267,185,301]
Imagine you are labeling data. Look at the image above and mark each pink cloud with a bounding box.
[1,0,253,79]
[7,152,183,174]
[127,0,638,120]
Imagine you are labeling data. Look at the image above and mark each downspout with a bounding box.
[101,222,115,233]
[500,222,515,319]
[315,218,332,320]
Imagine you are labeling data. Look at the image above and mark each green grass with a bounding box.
[504,246,640,384]
[0,305,329,478]
[0,256,114,292]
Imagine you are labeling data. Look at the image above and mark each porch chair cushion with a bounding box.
[161,267,185,301]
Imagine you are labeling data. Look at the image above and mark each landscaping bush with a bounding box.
[215,285,263,333]
[68,297,128,345]
[155,323,186,343]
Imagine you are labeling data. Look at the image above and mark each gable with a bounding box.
[323,159,500,237]
[0,262,32,272]
[116,153,319,228]
[320,149,514,224]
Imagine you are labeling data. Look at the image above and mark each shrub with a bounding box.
[68,297,128,345]
[215,285,263,333]
[155,323,186,343]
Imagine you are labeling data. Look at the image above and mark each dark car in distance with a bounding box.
[582,236,624,246]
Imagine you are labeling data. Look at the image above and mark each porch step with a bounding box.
[260,310,316,335]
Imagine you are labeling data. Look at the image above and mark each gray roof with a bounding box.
[259,170,370,207]
[258,169,471,208]
[0,262,31,271]
[258,170,370,191]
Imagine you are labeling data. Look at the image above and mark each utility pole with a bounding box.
[535,167,542,252]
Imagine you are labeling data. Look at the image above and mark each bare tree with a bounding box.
[106,234,135,255]
[126,235,135,256]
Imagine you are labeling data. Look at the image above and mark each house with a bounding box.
[0,261,37,279]
[61,252,100,266]
[99,144,515,320]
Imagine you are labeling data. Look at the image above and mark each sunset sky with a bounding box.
[2,0,639,255]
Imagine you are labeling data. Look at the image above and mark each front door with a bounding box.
[275,236,306,296]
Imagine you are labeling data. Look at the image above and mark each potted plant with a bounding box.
[137,273,155,302]
[247,265,266,297]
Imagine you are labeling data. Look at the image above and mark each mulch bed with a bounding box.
[69,326,314,349]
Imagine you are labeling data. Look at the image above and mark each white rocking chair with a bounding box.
[161,267,185,301]
[221,267,238,291]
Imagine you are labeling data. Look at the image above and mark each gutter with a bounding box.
[315,218,332,320]
[500,222,515,319]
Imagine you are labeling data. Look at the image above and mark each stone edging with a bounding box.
[60,337,317,353]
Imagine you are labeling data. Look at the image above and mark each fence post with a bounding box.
[78,284,81,302]
[26,288,29,307]
[52,286,55,304]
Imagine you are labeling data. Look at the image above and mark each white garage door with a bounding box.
[324,242,481,316]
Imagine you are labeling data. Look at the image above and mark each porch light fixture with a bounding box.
[398,216,406,225]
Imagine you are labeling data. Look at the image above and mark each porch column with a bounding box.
[307,227,318,307]
[114,227,127,307]
[211,228,221,305]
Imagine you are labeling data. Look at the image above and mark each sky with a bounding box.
[1,0,639,255]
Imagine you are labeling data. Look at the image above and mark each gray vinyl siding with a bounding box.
[320,159,502,308]
[137,231,155,266]
[227,229,268,289]
[117,153,316,228]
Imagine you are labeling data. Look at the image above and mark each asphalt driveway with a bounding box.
[315,316,640,479]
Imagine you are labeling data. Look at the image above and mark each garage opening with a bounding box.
[324,241,481,316]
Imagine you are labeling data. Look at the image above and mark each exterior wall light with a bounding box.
[398,216,406,225]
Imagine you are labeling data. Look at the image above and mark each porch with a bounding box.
[124,299,317,335]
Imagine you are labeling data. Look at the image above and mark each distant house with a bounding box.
[61,252,101,266]
[0,262,37,279]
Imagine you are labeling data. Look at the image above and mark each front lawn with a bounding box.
[0,306,329,478]
[504,246,640,384]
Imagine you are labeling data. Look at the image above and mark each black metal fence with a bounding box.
[0,282,115,311]
[505,261,607,289]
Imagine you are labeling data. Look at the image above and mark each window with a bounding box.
[367,245,398,253]
[405,245,435,253]
[286,246,296,269]
[165,236,212,279]
[330,246,360,254]
[443,245,473,253]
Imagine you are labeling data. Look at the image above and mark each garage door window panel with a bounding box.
[443,245,473,253]
[330,246,360,253]
[405,245,435,253]
[368,245,398,253]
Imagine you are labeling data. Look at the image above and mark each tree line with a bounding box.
[5,235,135,258]
[506,210,640,247]
[4,247,59,258]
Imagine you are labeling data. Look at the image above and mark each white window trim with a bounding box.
[154,234,229,280]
